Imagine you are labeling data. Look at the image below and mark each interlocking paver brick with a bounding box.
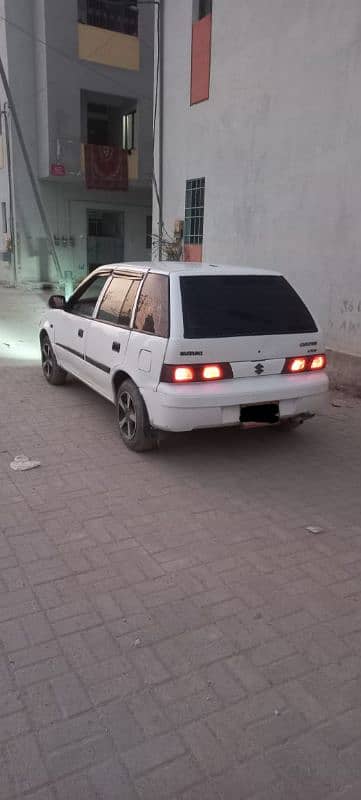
[203,659,246,703]
[165,687,223,726]
[25,788,57,800]
[0,618,28,651]
[23,612,54,646]
[53,772,98,800]
[89,758,138,800]
[9,640,60,671]
[0,732,48,795]
[0,690,23,717]
[98,698,144,751]
[155,625,235,676]
[130,645,170,684]
[180,719,232,776]
[211,756,278,799]
[261,653,314,685]
[0,710,30,742]
[51,672,91,717]
[278,678,328,724]
[207,688,287,750]
[135,753,203,800]
[38,710,112,780]
[226,653,270,693]
[23,680,64,727]
[126,689,171,736]
[2,291,361,799]
[121,731,185,776]
[266,731,350,797]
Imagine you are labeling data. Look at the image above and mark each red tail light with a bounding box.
[283,354,327,374]
[289,357,307,373]
[202,365,223,380]
[174,366,194,382]
[310,354,326,370]
[161,363,233,383]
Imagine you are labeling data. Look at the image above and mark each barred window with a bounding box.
[184,177,205,245]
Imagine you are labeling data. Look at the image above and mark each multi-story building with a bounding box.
[157,0,361,385]
[0,0,153,289]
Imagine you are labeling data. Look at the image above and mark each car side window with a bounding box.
[133,273,169,337]
[67,275,109,318]
[97,275,141,327]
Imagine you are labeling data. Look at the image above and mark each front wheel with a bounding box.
[116,379,156,452]
[40,334,67,385]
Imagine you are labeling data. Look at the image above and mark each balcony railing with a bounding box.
[78,0,138,37]
[52,138,82,177]
[49,138,139,184]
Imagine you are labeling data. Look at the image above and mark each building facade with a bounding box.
[158,0,361,382]
[0,0,153,289]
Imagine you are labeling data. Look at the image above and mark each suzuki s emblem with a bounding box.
[255,363,264,375]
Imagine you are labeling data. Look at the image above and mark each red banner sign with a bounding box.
[51,164,66,177]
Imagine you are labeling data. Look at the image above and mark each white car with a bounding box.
[40,262,328,451]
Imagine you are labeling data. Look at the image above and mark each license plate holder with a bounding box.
[240,402,279,426]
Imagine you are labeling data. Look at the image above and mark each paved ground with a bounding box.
[1,288,361,800]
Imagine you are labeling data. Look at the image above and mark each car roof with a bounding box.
[92,262,281,277]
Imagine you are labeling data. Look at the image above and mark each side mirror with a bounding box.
[48,294,65,310]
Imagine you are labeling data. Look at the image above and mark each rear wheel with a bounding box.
[116,379,156,452]
[40,334,67,385]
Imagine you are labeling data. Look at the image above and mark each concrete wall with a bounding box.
[0,0,153,286]
[162,0,361,359]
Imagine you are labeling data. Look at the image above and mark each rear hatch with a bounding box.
[165,273,321,375]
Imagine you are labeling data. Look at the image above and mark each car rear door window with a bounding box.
[97,275,141,327]
[180,275,317,338]
[134,273,169,337]
[67,274,109,317]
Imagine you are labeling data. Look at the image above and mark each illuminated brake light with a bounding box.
[160,363,233,383]
[310,355,326,370]
[202,365,222,380]
[290,358,306,373]
[283,354,327,374]
[174,366,194,382]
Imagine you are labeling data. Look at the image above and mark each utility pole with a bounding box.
[1,104,16,285]
[158,0,163,260]
[0,56,63,281]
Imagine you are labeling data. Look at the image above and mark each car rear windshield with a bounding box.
[180,275,317,338]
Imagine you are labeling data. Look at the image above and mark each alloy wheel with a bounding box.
[41,339,54,378]
[118,390,137,440]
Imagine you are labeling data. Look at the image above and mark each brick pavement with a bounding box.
[1,288,361,799]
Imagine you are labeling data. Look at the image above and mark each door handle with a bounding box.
[112,341,120,353]
[78,329,84,338]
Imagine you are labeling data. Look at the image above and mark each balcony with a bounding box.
[48,138,139,185]
[78,0,138,36]
[78,0,139,70]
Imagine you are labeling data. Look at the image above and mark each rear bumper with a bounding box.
[143,372,329,432]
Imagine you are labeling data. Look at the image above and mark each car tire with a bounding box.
[116,379,156,452]
[40,334,67,386]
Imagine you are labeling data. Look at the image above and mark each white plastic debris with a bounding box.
[306,526,324,535]
[10,455,41,472]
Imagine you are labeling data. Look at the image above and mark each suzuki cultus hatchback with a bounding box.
[40,263,329,451]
